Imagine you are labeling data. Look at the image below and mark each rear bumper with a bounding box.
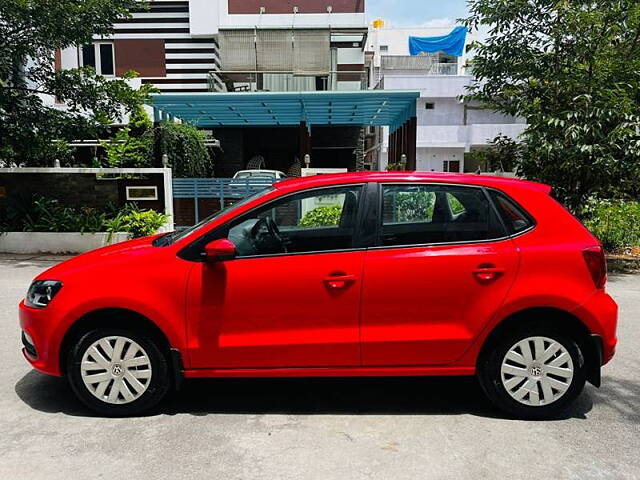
[19,300,65,377]
[572,290,618,365]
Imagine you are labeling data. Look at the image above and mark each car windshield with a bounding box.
[154,187,275,246]
[236,172,276,179]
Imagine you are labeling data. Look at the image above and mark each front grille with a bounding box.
[22,331,37,357]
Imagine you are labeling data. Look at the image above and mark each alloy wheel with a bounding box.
[500,336,574,407]
[80,336,153,405]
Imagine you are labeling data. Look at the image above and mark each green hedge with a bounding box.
[299,205,342,228]
[0,196,167,238]
[583,199,640,252]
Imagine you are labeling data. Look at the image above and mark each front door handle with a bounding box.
[323,273,357,290]
[473,264,505,283]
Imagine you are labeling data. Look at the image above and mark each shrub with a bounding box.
[100,106,154,168]
[106,204,168,238]
[155,121,213,177]
[299,205,343,228]
[0,195,167,238]
[583,199,640,252]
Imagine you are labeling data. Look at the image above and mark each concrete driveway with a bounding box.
[1,254,638,479]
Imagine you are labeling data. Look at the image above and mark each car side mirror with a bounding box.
[204,239,236,262]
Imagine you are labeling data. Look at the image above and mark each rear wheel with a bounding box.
[478,326,587,419]
[67,328,170,416]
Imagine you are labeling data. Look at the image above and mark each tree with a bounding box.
[100,105,154,167]
[465,135,523,173]
[0,0,155,166]
[463,0,640,212]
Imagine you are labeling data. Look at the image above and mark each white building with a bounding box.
[367,25,527,172]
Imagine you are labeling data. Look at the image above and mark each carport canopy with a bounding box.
[150,90,419,131]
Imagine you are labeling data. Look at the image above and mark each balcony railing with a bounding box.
[381,56,458,76]
[208,71,368,92]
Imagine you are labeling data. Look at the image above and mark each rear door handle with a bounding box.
[323,274,357,290]
[473,265,505,283]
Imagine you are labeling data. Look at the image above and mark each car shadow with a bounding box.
[15,370,596,421]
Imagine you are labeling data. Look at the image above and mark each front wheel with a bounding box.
[478,327,587,419]
[67,328,170,416]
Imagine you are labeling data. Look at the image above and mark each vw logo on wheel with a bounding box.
[529,365,543,377]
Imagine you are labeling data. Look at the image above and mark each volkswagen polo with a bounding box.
[19,172,618,418]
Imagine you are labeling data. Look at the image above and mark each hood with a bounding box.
[36,235,160,281]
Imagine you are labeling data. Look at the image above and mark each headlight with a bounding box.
[25,280,63,309]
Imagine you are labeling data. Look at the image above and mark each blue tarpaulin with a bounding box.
[409,26,468,57]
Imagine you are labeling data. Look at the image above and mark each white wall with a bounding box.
[469,123,527,146]
[379,146,465,172]
[190,0,221,36]
[368,26,478,70]
[382,74,473,97]
[337,81,362,91]
[417,97,464,126]
[60,46,79,69]
[337,47,364,64]
[189,0,366,36]
[467,108,520,125]
[417,147,465,172]
[369,26,461,56]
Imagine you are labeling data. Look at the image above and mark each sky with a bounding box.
[366,0,470,28]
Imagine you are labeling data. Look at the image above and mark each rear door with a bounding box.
[360,183,519,366]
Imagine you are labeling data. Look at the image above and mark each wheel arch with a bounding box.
[478,307,602,386]
[58,308,175,376]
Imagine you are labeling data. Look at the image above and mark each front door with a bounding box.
[186,184,366,369]
[360,183,519,366]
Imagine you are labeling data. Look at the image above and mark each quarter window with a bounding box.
[380,184,505,247]
[489,190,534,234]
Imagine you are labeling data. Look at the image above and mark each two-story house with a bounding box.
[367,24,527,173]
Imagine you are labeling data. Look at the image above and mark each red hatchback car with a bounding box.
[19,172,618,418]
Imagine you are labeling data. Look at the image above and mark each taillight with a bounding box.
[582,246,607,289]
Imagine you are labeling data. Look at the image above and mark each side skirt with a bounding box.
[184,366,476,379]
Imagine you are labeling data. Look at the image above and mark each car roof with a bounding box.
[236,169,283,174]
[274,171,552,195]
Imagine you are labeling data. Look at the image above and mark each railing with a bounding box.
[208,70,369,93]
[381,56,458,75]
[173,178,276,224]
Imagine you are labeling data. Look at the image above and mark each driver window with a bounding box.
[227,186,363,257]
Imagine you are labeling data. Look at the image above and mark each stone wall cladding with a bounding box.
[0,173,165,212]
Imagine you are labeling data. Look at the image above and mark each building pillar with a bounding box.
[398,123,406,165]
[298,121,312,163]
[394,127,400,166]
[388,129,396,168]
[395,127,401,166]
[407,116,417,171]
[402,121,409,164]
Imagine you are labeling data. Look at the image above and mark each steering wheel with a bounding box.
[250,217,286,253]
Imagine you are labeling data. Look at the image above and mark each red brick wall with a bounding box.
[228,0,364,14]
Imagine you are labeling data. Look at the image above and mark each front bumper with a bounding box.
[19,300,65,376]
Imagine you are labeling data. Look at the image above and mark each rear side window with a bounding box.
[489,190,534,234]
[380,184,506,247]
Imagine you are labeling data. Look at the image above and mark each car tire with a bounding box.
[67,328,170,417]
[477,325,587,420]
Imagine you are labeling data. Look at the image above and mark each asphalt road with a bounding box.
[1,254,638,479]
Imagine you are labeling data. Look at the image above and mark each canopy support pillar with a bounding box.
[407,116,417,171]
[299,121,312,165]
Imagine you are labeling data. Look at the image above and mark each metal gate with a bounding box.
[172,178,275,224]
